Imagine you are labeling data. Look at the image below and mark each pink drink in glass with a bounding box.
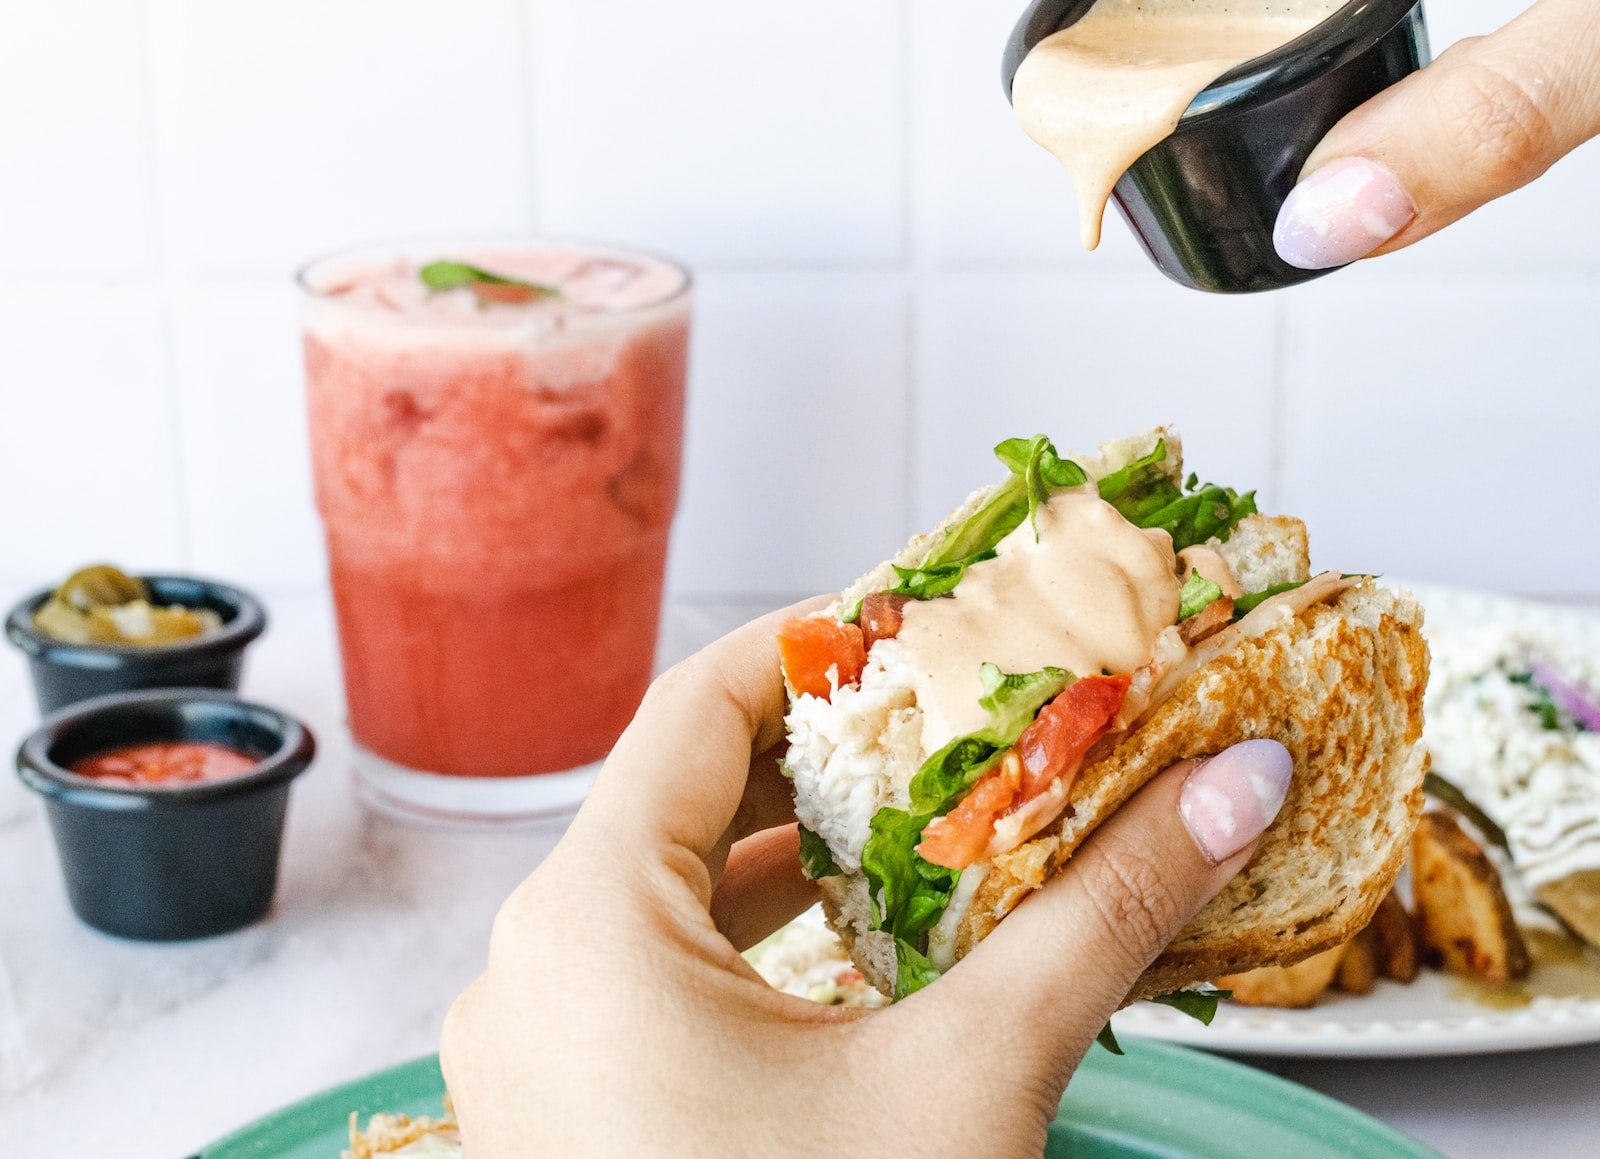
[300,241,690,820]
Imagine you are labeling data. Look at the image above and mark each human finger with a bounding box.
[708,824,821,951]
[923,741,1292,1084]
[573,597,826,865]
[1274,0,1600,269]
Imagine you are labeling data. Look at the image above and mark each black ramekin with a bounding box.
[1003,0,1431,293]
[5,575,268,714]
[15,689,315,941]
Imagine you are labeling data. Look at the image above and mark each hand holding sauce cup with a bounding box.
[1003,0,1430,292]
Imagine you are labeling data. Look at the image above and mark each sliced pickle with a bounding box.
[56,564,151,612]
[31,564,220,646]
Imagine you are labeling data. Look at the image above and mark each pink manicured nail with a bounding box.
[1179,740,1292,864]
[1273,156,1416,271]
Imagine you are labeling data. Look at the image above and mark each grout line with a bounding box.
[897,0,917,273]
[898,0,919,535]
[1267,293,1290,508]
[137,0,195,568]
[515,0,543,231]
[902,274,919,536]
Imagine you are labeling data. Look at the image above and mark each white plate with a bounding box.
[1117,581,1600,1058]
[1113,974,1600,1058]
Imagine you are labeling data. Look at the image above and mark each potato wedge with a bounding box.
[1336,925,1380,995]
[1413,811,1530,984]
[1369,890,1419,983]
[1216,945,1344,1008]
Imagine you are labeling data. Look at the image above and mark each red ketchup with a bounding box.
[70,742,258,787]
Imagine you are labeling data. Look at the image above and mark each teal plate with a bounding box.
[194,1038,1440,1158]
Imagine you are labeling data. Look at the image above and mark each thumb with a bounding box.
[1274,0,1600,270]
[919,741,1292,1085]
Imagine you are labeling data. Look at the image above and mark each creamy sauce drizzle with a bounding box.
[1012,0,1341,248]
[897,492,1181,752]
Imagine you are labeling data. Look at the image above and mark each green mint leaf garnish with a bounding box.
[419,260,560,298]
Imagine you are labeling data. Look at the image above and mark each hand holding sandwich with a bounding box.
[440,604,1291,1158]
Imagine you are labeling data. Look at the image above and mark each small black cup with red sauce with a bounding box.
[16,689,315,941]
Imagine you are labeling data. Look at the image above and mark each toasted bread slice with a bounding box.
[820,581,1429,1001]
[801,428,1428,1002]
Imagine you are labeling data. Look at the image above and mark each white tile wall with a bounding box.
[530,0,905,268]
[912,274,1279,528]
[148,0,531,279]
[1281,273,1600,594]
[0,293,184,577]
[1,0,1598,604]
[0,2,159,280]
[667,274,910,595]
[169,285,325,589]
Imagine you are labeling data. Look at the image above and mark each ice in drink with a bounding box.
[300,242,690,813]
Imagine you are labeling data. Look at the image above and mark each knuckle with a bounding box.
[438,982,479,1067]
[1077,835,1189,973]
[1434,57,1555,190]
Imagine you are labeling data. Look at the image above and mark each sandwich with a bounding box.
[778,428,1429,1003]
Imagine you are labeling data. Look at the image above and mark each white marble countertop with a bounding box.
[4,590,1600,1159]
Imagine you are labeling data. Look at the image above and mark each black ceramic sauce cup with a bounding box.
[16,690,315,941]
[5,575,268,714]
[1003,0,1431,293]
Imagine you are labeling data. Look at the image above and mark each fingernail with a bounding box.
[1274,156,1416,271]
[1179,740,1292,864]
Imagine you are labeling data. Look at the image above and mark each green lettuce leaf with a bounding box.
[889,555,995,600]
[904,436,1086,594]
[1096,1022,1125,1055]
[996,435,1090,538]
[798,825,842,880]
[865,664,1075,991]
[1149,988,1231,1026]
[1178,572,1223,621]
[1098,989,1230,1056]
[908,664,1072,814]
[861,807,961,936]
[1232,581,1307,618]
[894,939,943,1001]
[1096,440,1256,551]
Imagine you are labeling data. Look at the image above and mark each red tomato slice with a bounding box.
[777,617,867,700]
[916,752,1022,869]
[859,593,911,650]
[917,674,1130,870]
[1015,674,1131,799]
